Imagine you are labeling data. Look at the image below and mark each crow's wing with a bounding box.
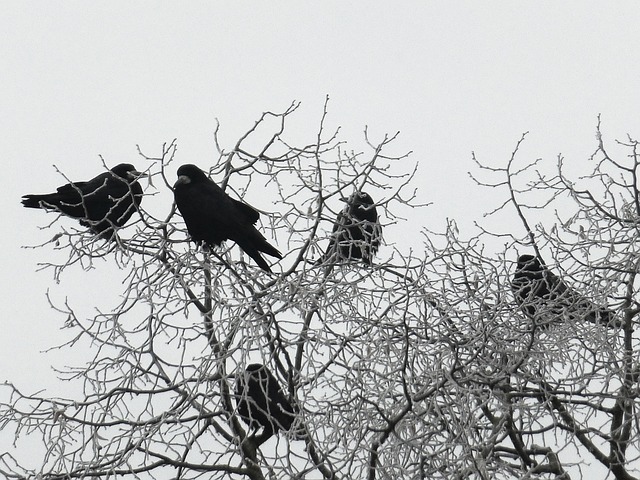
[231,198,260,224]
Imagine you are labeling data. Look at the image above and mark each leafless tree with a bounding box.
[2,103,639,480]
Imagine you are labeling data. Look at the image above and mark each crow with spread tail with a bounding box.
[173,164,282,272]
[512,254,619,329]
[318,191,381,265]
[22,163,145,238]
[235,363,299,440]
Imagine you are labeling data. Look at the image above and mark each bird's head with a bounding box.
[517,254,542,272]
[242,363,273,384]
[175,164,208,187]
[245,363,266,372]
[341,191,375,207]
[111,163,147,182]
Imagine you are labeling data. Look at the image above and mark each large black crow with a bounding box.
[317,191,382,265]
[235,363,297,440]
[22,163,145,238]
[512,254,619,329]
[173,164,282,272]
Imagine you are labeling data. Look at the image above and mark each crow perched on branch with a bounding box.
[21,163,145,239]
[317,191,382,265]
[173,164,282,273]
[235,363,299,440]
[512,254,619,329]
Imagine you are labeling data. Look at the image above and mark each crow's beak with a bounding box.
[174,175,191,187]
[128,170,148,180]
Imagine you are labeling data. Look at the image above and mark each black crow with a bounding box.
[22,163,145,238]
[235,363,297,440]
[318,191,382,265]
[512,254,619,329]
[173,164,282,272]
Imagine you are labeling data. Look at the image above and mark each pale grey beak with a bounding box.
[174,175,191,187]
[128,170,148,180]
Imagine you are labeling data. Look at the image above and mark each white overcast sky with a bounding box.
[1,0,640,437]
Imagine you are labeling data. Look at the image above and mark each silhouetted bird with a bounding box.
[318,192,382,265]
[173,164,282,272]
[512,254,619,329]
[22,163,145,238]
[235,363,298,440]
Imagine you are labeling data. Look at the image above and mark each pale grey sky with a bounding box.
[1,2,640,473]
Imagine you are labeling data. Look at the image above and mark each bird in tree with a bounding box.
[173,164,282,272]
[512,254,619,329]
[22,163,145,239]
[318,191,382,265]
[235,363,299,441]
